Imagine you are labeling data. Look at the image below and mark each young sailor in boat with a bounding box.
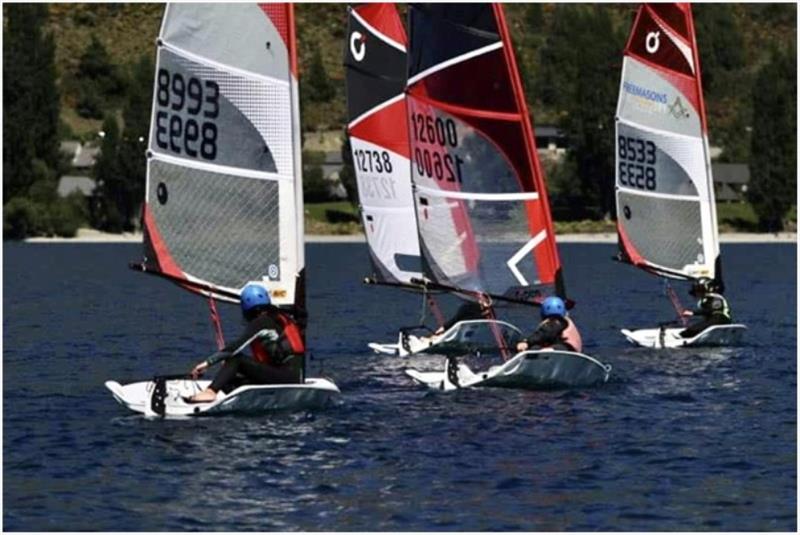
[680,278,732,338]
[515,296,583,353]
[185,284,304,403]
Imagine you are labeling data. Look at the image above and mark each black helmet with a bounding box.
[689,277,717,297]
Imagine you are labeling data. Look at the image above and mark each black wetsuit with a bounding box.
[680,293,732,338]
[523,316,574,351]
[206,312,303,393]
[441,301,484,331]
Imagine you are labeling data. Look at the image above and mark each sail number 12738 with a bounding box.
[411,114,464,183]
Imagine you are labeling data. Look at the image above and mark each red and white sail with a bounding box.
[141,4,304,307]
[344,3,421,284]
[406,4,563,301]
[615,3,721,283]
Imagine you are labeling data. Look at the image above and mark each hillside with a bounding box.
[39,3,796,155]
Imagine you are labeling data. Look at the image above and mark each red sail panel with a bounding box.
[624,3,702,123]
[406,3,562,299]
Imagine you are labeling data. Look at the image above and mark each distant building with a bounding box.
[57,175,96,198]
[321,151,347,199]
[712,163,750,203]
[60,140,100,170]
[533,125,568,163]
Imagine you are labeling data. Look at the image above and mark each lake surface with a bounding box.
[3,242,796,531]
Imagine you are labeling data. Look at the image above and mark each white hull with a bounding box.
[621,324,747,349]
[105,377,340,417]
[406,349,611,391]
[369,319,522,357]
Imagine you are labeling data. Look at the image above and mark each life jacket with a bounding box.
[561,316,583,353]
[249,312,305,365]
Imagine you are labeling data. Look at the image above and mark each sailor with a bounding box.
[185,283,304,403]
[515,296,583,352]
[680,278,732,338]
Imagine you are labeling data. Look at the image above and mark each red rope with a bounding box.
[208,296,225,350]
[666,284,689,327]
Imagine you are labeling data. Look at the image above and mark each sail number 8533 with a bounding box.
[155,68,219,161]
[618,135,656,190]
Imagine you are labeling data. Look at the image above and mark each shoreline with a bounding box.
[20,228,798,244]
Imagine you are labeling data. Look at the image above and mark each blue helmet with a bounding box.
[541,296,566,318]
[240,284,271,314]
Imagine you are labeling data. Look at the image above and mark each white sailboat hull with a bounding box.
[405,349,611,391]
[369,319,522,357]
[105,377,340,417]
[621,324,747,349]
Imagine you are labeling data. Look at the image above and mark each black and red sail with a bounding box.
[406,3,563,301]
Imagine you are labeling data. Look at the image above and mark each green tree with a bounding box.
[339,131,358,206]
[3,4,60,200]
[537,5,623,217]
[116,53,154,230]
[306,43,335,103]
[694,5,745,95]
[93,115,125,231]
[76,35,123,119]
[747,46,797,231]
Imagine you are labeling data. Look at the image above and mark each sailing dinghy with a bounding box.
[614,3,746,348]
[344,3,517,358]
[402,4,611,390]
[105,3,339,416]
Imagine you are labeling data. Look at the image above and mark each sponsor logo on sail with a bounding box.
[645,31,661,54]
[623,81,667,104]
[350,31,366,62]
[668,96,690,120]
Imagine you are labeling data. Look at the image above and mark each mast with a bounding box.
[615,3,721,286]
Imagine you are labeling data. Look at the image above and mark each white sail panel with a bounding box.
[142,4,301,306]
[351,136,421,281]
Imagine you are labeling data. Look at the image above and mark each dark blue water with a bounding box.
[4,242,796,531]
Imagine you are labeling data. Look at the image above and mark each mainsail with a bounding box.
[138,3,304,307]
[344,3,421,284]
[406,3,563,302]
[615,3,721,286]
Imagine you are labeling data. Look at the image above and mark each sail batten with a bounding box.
[140,3,303,307]
[615,3,720,283]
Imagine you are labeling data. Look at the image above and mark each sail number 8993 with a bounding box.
[618,135,656,190]
[155,68,219,161]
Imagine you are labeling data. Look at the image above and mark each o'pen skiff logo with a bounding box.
[268,264,279,280]
[646,31,660,54]
[350,31,366,62]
